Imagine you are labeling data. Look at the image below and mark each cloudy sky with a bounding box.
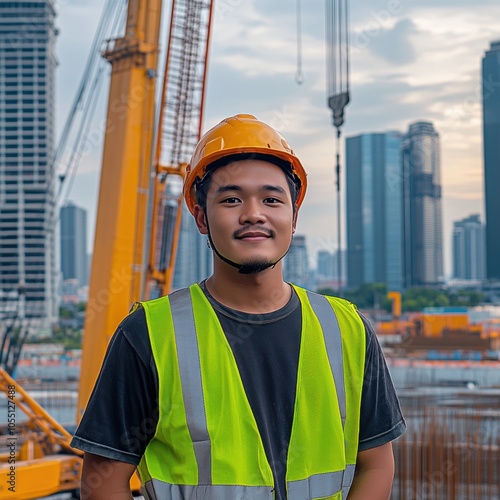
[55,0,500,277]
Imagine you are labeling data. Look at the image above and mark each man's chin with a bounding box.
[237,260,273,275]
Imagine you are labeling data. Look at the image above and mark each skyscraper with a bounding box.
[452,214,485,281]
[346,132,403,291]
[0,1,58,324]
[482,41,500,281]
[60,202,88,287]
[283,234,309,288]
[401,122,444,288]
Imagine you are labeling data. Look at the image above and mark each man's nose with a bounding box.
[239,199,267,225]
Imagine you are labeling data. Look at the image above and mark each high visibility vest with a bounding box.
[136,283,366,500]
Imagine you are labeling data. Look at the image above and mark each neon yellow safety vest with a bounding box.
[136,283,366,500]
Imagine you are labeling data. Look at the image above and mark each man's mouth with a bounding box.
[234,226,273,240]
[236,231,271,239]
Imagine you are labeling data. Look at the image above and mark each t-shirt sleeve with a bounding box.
[70,307,158,465]
[357,314,406,451]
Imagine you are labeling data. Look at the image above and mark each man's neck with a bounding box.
[206,265,292,314]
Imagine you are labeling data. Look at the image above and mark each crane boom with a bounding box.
[76,0,163,419]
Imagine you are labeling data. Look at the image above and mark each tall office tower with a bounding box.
[173,205,213,290]
[452,214,485,281]
[283,234,309,288]
[401,122,444,288]
[0,1,58,324]
[346,132,403,291]
[60,202,88,287]
[482,41,500,281]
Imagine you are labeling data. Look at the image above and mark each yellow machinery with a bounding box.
[0,367,82,499]
[0,0,214,497]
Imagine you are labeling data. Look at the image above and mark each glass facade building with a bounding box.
[0,1,58,323]
[401,122,444,288]
[346,132,403,291]
[482,41,500,281]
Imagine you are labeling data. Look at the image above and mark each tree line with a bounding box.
[317,283,485,312]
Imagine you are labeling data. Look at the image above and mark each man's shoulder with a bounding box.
[291,284,357,308]
[120,305,148,332]
[288,284,365,326]
[116,306,151,357]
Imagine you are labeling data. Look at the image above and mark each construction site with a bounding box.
[0,0,499,499]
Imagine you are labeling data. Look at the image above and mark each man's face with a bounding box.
[194,159,297,272]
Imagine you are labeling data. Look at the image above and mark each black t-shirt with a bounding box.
[71,284,406,499]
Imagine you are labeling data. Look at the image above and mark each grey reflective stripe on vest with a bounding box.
[287,464,355,499]
[342,464,356,498]
[306,291,346,426]
[304,291,354,499]
[288,470,343,498]
[144,479,274,500]
[169,288,212,485]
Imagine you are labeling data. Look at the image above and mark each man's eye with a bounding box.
[264,198,281,204]
[222,197,240,203]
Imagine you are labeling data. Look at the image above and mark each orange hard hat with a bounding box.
[184,114,307,214]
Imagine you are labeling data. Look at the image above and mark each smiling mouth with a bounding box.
[236,232,271,239]
[234,227,273,239]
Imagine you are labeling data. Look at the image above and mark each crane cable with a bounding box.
[326,0,350,100]
[325,0,350,296]
[295,0,304,84]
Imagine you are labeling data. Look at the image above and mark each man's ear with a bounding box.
[193,205,208,235]
[292,210,298,234]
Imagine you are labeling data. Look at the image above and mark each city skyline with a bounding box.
[53,1,500,278]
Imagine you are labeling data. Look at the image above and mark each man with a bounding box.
[71,114,405,499]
